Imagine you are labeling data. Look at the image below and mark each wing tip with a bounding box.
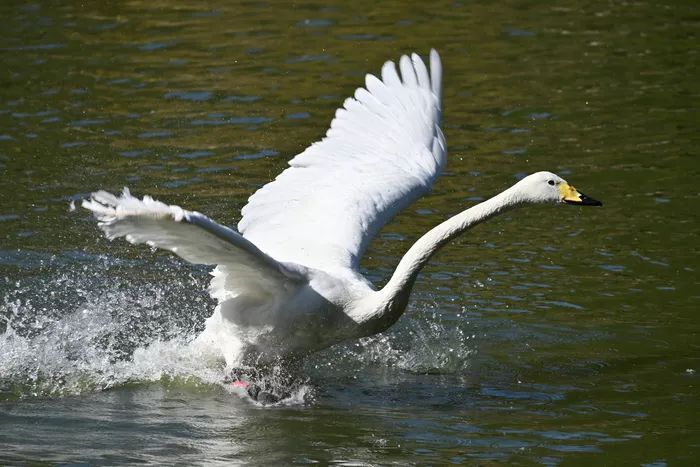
[82,190,119,223]
[380,59,400,86]
[82,188,190,228]
[429,48,442,104]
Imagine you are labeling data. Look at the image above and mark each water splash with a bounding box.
[0,254,219,399]
[311,303,476,378]
[1,254,474,404]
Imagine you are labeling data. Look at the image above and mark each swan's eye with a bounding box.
[547,180,555,186]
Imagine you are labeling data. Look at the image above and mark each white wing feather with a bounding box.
[82,189,304,292]
[239,50,446,272]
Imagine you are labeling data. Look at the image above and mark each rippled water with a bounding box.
[1,1,698,464]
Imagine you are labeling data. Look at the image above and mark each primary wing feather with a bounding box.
[239,50,446,272]
[82,189,304,292]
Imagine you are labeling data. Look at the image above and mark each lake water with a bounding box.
[1,1,698,464]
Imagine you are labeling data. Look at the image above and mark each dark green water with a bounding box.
[1,1,698,464]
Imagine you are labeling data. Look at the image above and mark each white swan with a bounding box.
[83,50,601,368]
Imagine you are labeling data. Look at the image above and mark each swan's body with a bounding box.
[83,50,601,367]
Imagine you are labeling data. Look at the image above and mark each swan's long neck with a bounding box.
[367,184,526,330]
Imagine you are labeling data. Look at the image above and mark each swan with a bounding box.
[83,50,601,369]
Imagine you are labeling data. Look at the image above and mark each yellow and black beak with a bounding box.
[560,183,603,206]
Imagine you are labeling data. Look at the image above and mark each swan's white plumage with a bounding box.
[83,50,445,366]
[82,50,600,367]
[238,49,445,272]
[82,188,304,288]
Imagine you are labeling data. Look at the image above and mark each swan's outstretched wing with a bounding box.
[82,189,305,291]
[239,50,446,272]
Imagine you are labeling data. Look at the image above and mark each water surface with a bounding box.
[1,1,698,464]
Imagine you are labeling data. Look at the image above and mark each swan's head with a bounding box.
[516,171,602,206]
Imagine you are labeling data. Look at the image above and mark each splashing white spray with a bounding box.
[0,254,222,398]
[1,254,475,404]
